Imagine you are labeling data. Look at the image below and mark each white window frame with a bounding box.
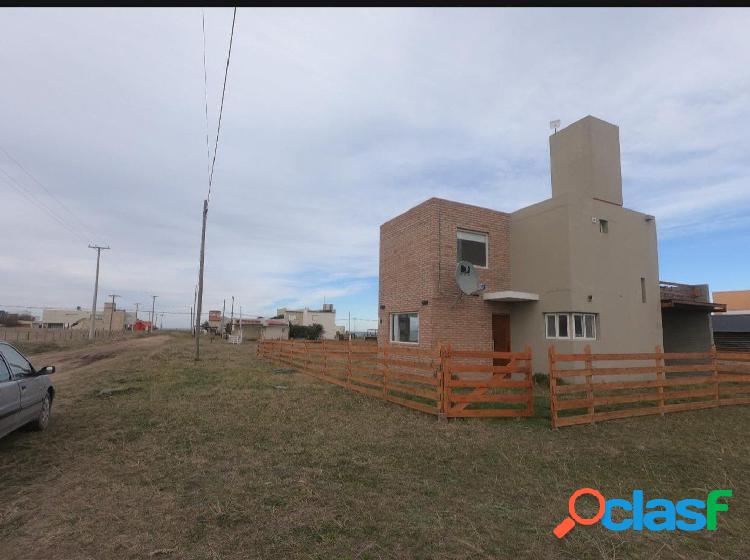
[545,313,597,340]
[457,229,488,269]
[390,312,419,344]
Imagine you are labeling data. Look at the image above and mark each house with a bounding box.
[660,281,725,353]
[275,304,337,339]
[40,303,129,331]
[378,115,697,374]
[231,317,289,340]
[712,290,750,351]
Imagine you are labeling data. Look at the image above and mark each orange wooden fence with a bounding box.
[549,345,750,428]
[443,346,533,418]
[258,340,534,418]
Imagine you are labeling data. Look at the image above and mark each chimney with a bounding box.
[549,115,623,206]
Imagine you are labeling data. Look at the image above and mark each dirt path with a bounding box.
[28,335,171,382]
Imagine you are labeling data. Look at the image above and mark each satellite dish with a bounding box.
[550,119,561,133]
[456,260,480,295]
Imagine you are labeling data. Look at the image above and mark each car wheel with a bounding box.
[30,393,52,431]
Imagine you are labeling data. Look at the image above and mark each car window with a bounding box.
[0,357,10,382]
[0,344,33,378]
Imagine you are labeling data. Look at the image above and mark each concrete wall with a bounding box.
[663,309,713,353]
[510,120,663,373]
[550,116,623,206]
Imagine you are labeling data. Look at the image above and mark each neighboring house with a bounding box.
[40,303,127,331]
[276,304,337,339]
[378,115,713,373]
[231,318,289,340]
[660,281,725,353]
[712,290,750,351]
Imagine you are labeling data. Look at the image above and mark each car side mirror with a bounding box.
[38,365,55,375]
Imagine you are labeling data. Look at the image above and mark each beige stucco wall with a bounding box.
[550,116,623,206]
[510,182,663,372]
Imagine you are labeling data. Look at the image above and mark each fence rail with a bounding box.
[549,345,750,428]
[258,340,534,418]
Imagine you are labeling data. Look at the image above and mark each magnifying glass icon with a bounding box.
[553,488,606,539]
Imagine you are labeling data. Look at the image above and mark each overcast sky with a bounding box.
[2,8,750,328]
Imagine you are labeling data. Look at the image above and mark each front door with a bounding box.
[492,314,510,366]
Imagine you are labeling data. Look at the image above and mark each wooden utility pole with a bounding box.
[230,296,235,334]
[194,199,208,360]
[150,295,157,333]
[107,294,121,332]
[134,303,140,321]
[190,306,194,332]
[88,244,110,340]
[221,298,226,337]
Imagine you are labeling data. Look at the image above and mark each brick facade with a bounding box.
[378,198,511,351]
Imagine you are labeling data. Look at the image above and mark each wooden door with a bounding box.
[492,314,510,366]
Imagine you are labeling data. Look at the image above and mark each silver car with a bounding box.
[0,341,55,439]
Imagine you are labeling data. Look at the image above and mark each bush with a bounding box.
[289,323,324,340]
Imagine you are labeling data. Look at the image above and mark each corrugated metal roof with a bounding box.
[712,313,750,333]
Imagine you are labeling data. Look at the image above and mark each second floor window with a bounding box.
[457,229,487,267]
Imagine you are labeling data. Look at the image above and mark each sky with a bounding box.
[1,7,749,329]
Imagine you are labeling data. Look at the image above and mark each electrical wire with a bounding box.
[206,6,237,203]
[0,147,98,241]
[201,10,212,189]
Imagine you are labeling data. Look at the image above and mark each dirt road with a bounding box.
[27,335,171,382]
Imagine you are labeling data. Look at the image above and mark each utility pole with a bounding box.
[348,311,351,337]
[190,306,194,332]
[88,244,110,340]
[193,284,198,337]
[194,199,208,360]
[221,298,226,338]
[230,296,235,334]
[150,295,157,333]
[134,303,140,321]
[160,313,164,330]
[107,294,121,332]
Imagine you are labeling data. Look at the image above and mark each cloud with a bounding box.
[2,8,750,324]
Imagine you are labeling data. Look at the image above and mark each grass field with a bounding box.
[1,333,747,559]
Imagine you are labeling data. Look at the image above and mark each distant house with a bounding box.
[712,290,750,351]
[276,304,337,339]
[231,318,288,340]
[40,303,130,331]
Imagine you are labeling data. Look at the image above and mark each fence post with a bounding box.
[382,343,389,399]
[655,345,665,416]
[439,343,451,422]
[524,344,533,416]
[711,344,720,407]
[584,345,594,424]
[346,340,352,390]
[303,341,310,373]
[548,345,558,429]
[322,340,327,379]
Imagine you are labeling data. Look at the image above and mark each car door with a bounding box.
[0,355,21,437]
[0,343,44,424]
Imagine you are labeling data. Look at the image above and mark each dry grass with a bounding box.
[0,333,748,559]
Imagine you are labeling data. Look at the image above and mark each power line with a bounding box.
[0,168,88,243]
[0,147,97,240]
[206,6,237,202]
[201,9,212,188]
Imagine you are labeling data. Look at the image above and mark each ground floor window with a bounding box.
[391,312,419,343]
[545,313,597,340]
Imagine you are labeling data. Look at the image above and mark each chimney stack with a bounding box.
[549,115,623,206]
